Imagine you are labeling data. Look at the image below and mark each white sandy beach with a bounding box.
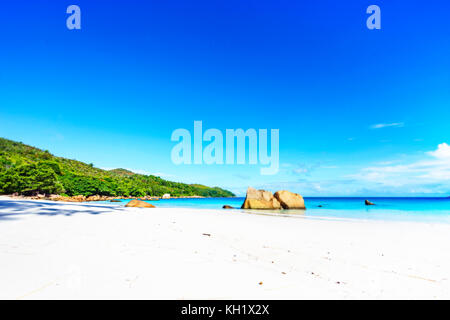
[0,196,449,300]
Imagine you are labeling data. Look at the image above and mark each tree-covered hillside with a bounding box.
[0,138,234,198]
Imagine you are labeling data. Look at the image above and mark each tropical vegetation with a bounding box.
[0,138,234,198]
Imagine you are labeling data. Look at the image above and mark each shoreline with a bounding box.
[1,198,450,299]
[3,195,450,225]
[2,194,238,203]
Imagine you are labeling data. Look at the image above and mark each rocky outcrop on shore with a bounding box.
[50,195,124,202]
[241,187,281,210]
[8,194,151,202]
[6,194,207,202]
[241,187,306,210]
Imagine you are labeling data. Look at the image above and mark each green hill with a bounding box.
[0,137,234,198]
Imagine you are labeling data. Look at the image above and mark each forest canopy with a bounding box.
[0,138,234,198]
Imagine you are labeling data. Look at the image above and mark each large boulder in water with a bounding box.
[365,200,375,206]
[241,187,281,209]
[274,190,306,209]
[125,200,155,208]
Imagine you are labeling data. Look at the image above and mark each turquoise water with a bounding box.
[99,197,450,223]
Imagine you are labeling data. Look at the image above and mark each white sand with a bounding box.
[0,197,449,299]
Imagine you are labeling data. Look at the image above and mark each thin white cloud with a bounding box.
[293,168,308,174]
[370,122,404,129]
[349,143,450,190]
[288,161,335,176]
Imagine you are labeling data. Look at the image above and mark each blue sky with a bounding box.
[0,0,449,196]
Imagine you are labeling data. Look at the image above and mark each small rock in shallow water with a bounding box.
[125,200,155,208]
[365,200,375,206]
